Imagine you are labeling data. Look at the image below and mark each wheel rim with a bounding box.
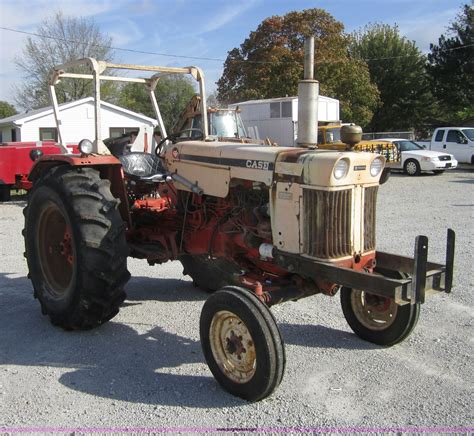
[209,310,257,384]
[350,290,398,331]
[36,200,76,298]
[406,161,417,175]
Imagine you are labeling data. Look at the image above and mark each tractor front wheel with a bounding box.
[340,287,420,346]
[200,286,285,401]
[23,166,130,329]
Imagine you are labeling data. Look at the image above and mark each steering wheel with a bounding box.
[155,135,173,156]
[154,129,205,156]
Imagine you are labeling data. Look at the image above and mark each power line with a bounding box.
[1,25,473,65]
[0,26,226,62]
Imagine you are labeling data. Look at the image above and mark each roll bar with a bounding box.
[49,58,208,154]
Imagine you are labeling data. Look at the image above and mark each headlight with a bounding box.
[29,149,43,162]
[370,157,384,177]
[333,158,349,180]
[78,139,93,155]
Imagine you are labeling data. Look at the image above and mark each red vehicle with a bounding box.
[0,141,78,201]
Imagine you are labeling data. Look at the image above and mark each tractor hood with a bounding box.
[165,140,383,197]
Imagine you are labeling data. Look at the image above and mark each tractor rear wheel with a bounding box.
[340,287,420,346]
[23,166,130,329]
[0,184,11,202]
[200,286,285,401]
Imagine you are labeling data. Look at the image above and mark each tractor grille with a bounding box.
[303,188,352,258]
[363,186,378,252]
[439,155,451,161]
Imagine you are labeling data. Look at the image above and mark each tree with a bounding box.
[350,24,434,131]
[217,9,379,127]
[427,4,474,124]
[0,101,17,119]
[206,92,219,108]
[14,12,115,110]
[117,76,196,130]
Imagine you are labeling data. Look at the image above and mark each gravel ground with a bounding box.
[0,168,473,431]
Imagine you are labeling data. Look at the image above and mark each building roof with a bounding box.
[0,97,158,127]
[229,95,339,107]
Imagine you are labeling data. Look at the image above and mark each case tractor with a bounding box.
[23,40,455,402]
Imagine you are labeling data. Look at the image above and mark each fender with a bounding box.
[29,154,131,226]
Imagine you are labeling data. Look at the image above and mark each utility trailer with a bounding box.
[23,39,455,402]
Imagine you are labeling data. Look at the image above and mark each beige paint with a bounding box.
[271,182,302,253]
[164,139,383,260]
[170,161,231,197]
[165,140,298,194]
[298,150,385,186]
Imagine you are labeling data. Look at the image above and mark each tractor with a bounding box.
[23,41,455,402]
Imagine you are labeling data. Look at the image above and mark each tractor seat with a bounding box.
[119,152,167,181]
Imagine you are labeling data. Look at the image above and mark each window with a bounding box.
[270,101,292,119]
[281,101,292,118]
[396,141,424,152]
[270,102,280,118]
[109,127,139,138]
[434,129,445,142]
[447,130,463,143]
[317,130,324,144]
[462,128,474,141]
[39,128,57,141]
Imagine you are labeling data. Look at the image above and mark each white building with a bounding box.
[229,95,340,146]
[0,97,158,151]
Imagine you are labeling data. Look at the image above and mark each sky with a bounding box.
[0,0,462,107]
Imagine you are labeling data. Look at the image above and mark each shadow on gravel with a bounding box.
[449,178,474,184]
[279,323,379,350]
[57,324,243,408]
[0,271,377,408]
[124,276,207,303]
[0,272,244,408]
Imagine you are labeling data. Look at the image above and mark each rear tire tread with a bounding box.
[24,165,130,330]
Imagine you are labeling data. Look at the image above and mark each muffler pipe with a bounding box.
[297,37,319,147]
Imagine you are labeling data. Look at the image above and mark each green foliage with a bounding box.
[217,8,379,127]
[350,23,433,131]
[117,76,196,130]
[427,4,474,124]
[0,101,17,119]
[206,92,220,108]
[14,11,116,110]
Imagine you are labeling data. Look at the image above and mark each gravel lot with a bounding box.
[0,168,473,431]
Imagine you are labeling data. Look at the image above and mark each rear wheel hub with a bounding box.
[37,201,76,298]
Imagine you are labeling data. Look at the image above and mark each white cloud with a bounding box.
[396,8,458,52]
[0,29,28,102]
[0,0,118,29]
[107,18,144,47]
[0,0,130,103]
[200,0,259,34]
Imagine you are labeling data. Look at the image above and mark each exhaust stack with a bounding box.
[297,37,319,148]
